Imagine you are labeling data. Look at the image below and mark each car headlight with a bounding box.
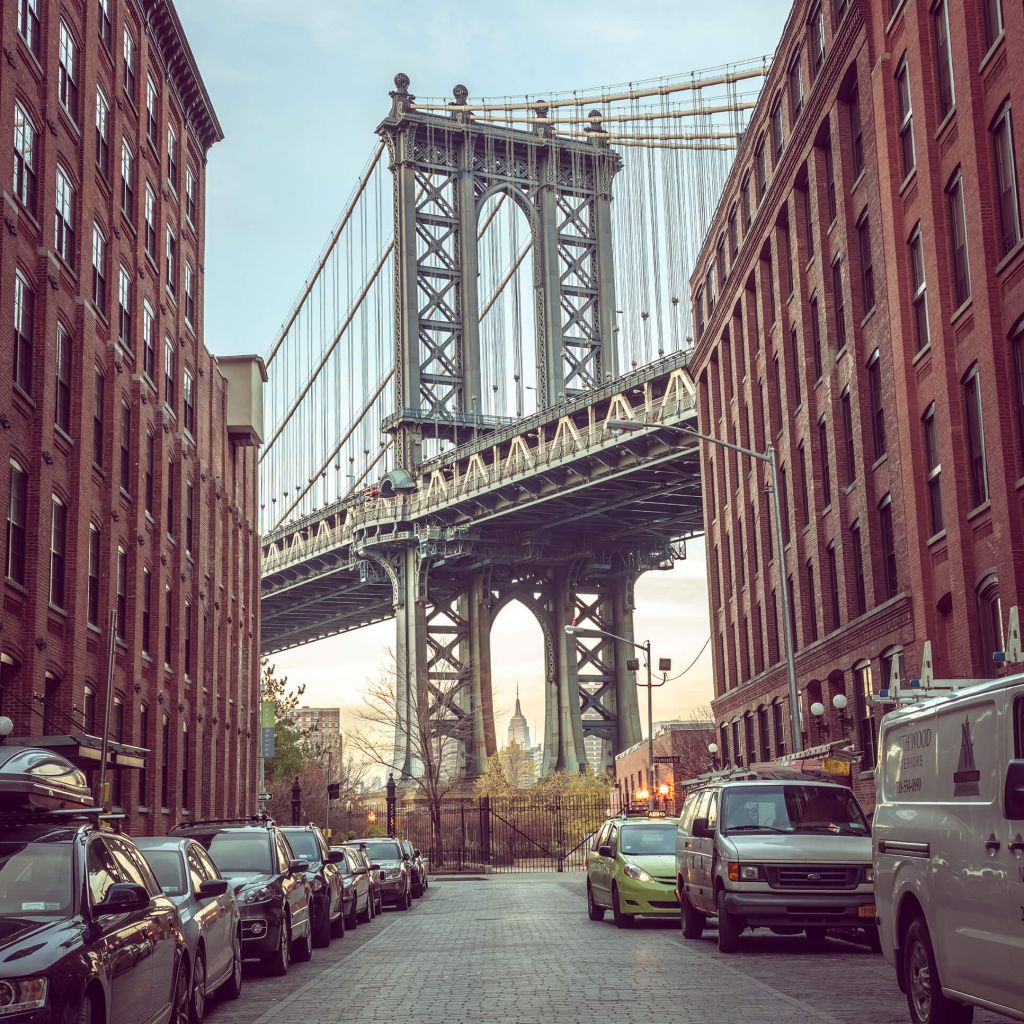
[727,862,763,882]
[863,866,874,884]
[622,863,654,883]
[386,868,403,880]
[0,977,48,1015]
[243,885,275,904]
[311,877,324,892]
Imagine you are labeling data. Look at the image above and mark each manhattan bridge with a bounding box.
[258,61,769,779]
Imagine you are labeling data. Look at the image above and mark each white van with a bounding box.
[874,673,1024,1023]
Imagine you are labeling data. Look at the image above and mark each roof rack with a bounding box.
[0,805,125,828]
[169,813,273,832]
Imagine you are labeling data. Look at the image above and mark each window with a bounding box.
[123,28,136,101]
[824,138,836,224]
[741,175,752,228]
[58,21,80,120]
[167,125,178,192]
[185,480,195,554]
[809,5,825,79]
[878,496,898,600]
[87,524,100,627]
[146,76,159,145]
[139,704,149,803]
[143,302,156,381]
[141,568,152,655]
[95,87,110,178]
[184,601,193,678]
[184,262,196,326]
[806,561,818,641]
[857,212,874,314]
[780,464,791,545]
[55,324,72,435]
[118,265,133,350]
[771,96,784,158]
[716,237,727,290]
[788,53,804,123]
[119,402,132,493]
[1014,323,1024,466]
[49,496,67,608]
[144,433,155,515]
[819,417,831,507]
[789,325,801,406]
[727,207,738,260]
[181,721,191,809]
[798,441,810,526]
[6,462,27,585]
[183,370,195,435]
[855,661,876,769]
[166,229,176,296]
[896,57,915,179]
[831,258,846,350]
[780,219,794,296]
[983,0,1004,51]
[745,713,756,765]
[54,167,76,266]
[772,354,783,431]
[947,169,971,307]
[841,389,856,485]
[932,0,955,120]
[826,542,840,630]
[755,137,767,199]
[757,706,770,761]
[802,182,814,259]
[773,700,786,757]
[867,349,886,460]
[13,271,33,395]
[963,363,989,507]
[13,102,37,213]
[810,296,822,380]
[694,289,705,338]
[851,521,866,615]
[115,547,127,639]
[166,460,175,532]
[17,0,40,54]
[978,577,1005,664]
[164,339,176,410]
[849,82,863,178]
[992,103,1021,256]
[91,224,107,314]
[93,368,105,467]
[786,574,797,645]
[120,141,135,220]
[906,227,930,352]
[164,587,173,667]
[705,263,716,316]
[144,184,157,259]
[98,0,112,49]
[920,402,944,536]
[160,713,170,807]
[83,687,97,736]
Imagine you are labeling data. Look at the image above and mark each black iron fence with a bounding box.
[324,792,624,873]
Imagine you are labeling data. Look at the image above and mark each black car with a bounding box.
[171,818,312,977]
[342,843,383,916]
[0,759,189,1024]
[400,839,428,898]
[334,846,374,929]
[280,825,345,946]
[348,837,412,911]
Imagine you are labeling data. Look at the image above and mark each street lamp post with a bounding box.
[607,418,801,756]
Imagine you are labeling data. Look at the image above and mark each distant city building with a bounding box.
[506,689,531,749]
[614,721,715,814]
[294,706,342,760]
[583,734,605,776]
[501,692,541,783]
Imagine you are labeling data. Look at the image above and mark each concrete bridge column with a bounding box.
[610,575,643,755]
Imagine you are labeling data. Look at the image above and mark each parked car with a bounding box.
[335,846,374,928]
[280,825,345,946]
[874,673,1024,1023]
[400,839,428,898]
[348,837,412,910]
[675,770,875,953]
[586,813,680,925]
[171,818,313,976]
[136,836,243,1021]
[0,748,189,1024]
[340,843,383,916]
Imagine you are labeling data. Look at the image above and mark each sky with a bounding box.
[175,0,791,746]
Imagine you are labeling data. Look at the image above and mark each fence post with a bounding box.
[291,777,301,826]
[480,796,491,867]
[386,773,397,837]
[460,800,467,868]
[555,796,564,872]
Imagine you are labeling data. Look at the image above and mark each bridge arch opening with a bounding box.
[477,191,538,421]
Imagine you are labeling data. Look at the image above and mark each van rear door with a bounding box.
[1000,691,1024,1013]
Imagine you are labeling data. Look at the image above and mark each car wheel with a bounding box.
[400,885,412,911]
[586,883,605,922]
[804,927,828,948]
[262,919,290,977]
[376,892,383,915]
[171,954,191,1024]
[218,931,243,1000]
[680,890,705,940]
[716,890,741,954]
[291,917,313,963]
[346,896,359,930]
[330,903,346,939]
[71,989,95,1024]
[312,897,332,948]
[358,893,372,924]
[188,951,206,1024]
[904,917,974,1024]
[611,885,632,929]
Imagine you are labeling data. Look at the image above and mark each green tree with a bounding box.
[261,660,306,782]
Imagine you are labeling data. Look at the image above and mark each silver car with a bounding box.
[136,836,243,1022]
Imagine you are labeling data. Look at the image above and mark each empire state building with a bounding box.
[507,689,531,749]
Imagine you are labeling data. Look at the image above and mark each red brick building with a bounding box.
[614,720,715,814]
[0,0,265,831]
[690,0,1024,802]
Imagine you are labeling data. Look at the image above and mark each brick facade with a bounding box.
[689,0,1024,806]
[0,0,263,832]
[613,721,715,814]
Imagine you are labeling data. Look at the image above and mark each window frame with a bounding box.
[58,20,80,122]
[6,461,27,586]
[49,494,67,610]
[13,101,38,214]
[962,362,989,508]
[55,322,72,435]
[922,401,944,536]
[895,55,915,180]
[991,102,1021,257]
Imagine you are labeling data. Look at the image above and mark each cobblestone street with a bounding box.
[200,875,1004,1024]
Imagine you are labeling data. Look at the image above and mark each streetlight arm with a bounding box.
[565,623,647,654]
[607,418,770,464]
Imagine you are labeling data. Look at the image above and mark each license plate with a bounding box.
[858,905,876,919]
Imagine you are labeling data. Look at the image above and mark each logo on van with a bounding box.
[953,719,981,798]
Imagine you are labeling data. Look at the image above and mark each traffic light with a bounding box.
[327,782,340,800]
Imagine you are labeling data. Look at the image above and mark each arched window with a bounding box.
[977,575,1004,668]
[181,720,191,812]
[853,660,877,770]
[83,684,97,735]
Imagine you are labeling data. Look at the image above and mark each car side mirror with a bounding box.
[288,859,309,874]
[692,816,713,839]
[402,853,410,861]
[198,878,229,900]
[1004,759,1024,819]
[414,848,421,857]
[597,844,613,859]
[327,850,345,864]
[94,882,150,916]
[370,863,381,871]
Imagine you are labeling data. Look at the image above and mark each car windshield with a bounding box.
[0,841,73,916]
[619,824,676,856]
[360,841,401,863]
[721,785,868,836]
[205,834,273,874]
[141,850,187,897]
[283,832,320,861]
